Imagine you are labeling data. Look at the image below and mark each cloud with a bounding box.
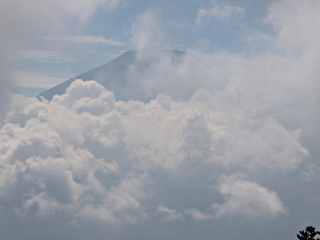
[0,103,150,223]
[0,26,319,235]
[0,0,125,124]
[3,0,320,232]
[213,176,287,218]
[156,205,183,221]
[43,35,126,47]
[15,50,75,62]
[184,209,212,221]
[266,0,320,50]
[197,0,244,23]
[60,0,125,22]
[0,77,308,226]
[13,71,73,89]
[78,174,151,224]
[0,0,62,123]
[130,9,164,49]
[1,0,320,239]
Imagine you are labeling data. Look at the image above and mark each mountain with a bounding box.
[37,49,216,102]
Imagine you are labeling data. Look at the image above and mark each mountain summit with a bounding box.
[38,49,216,102]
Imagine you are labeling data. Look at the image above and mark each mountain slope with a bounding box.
[38,49,217,102]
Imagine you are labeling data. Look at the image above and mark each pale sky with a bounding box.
[0,1,320,240]
[10,0,272,95]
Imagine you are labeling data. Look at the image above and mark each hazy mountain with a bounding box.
[38,49,216,102]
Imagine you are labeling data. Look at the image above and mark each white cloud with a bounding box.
[0,78,308,226]
[43,35,126,47]
[213,176,287,218]
[79,174,151,224]
[130,10,164,49]
[13,71,73,88]
[184,209,212,221]
[1,1,320,238]
[0,0,63,122]
[266,0,320,50]
[60,0,125,22]
[197,0,243,23]
[0,0,125,123]
[156,205,183,221]
[0,81,154,224]
[15,50,75,62]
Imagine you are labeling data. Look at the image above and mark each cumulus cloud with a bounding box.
[78,174,151,224]
[1,0,320,239]
[213,176,287,218]
[0,77,308,226]
[0,101,150,224]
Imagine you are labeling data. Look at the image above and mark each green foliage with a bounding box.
[297,226,320,240]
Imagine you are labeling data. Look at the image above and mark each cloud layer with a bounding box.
[1,0,320,239]
[1,54,318,239]
[0,69,312,238]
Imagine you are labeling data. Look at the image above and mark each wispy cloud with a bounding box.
[16,50,75,62]
[13,71,72,88]
[156,205,183,221]
[0,0,124,122]
[44,35,126,47]
[130,9,164,49]
[184,209,213,221]
[61,0,126,22]
[197,0,243,23]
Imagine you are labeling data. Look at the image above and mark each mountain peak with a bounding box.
[37,49,215,102]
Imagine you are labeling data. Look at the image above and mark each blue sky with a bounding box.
[1,1,320,240]
[11,0,274,96]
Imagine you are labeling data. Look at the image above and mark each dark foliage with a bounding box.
[297,226,320,240]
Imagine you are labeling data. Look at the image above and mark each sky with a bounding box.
[0,0,320,239]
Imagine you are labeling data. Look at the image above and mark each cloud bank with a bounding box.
[1,0,320,239]
[0,67,313,238]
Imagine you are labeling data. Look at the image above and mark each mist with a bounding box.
[0,0,320,239]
